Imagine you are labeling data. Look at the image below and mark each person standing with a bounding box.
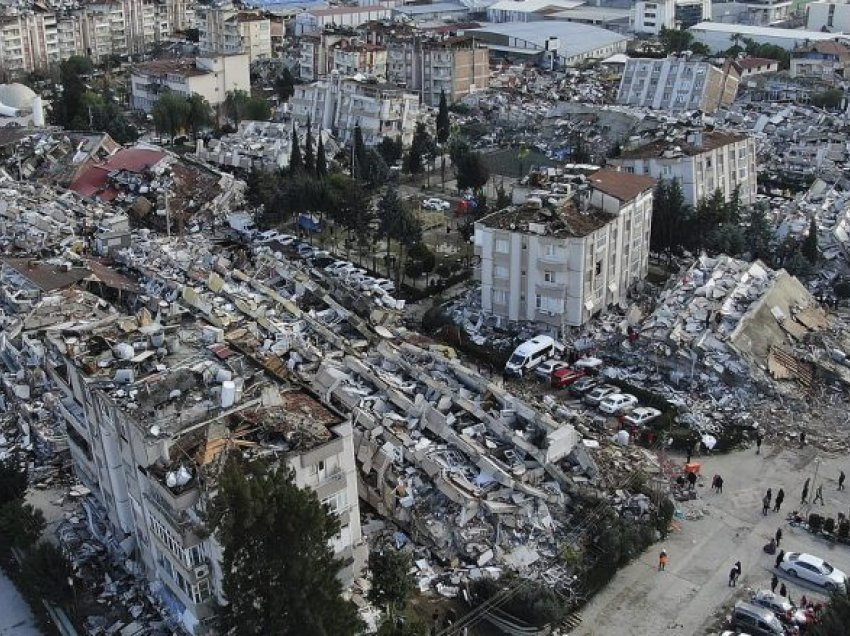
[686,446,692,464]
[774,488,785,512]
[756,432,763,454]
[762,494,771,516]
[775,549,785,570]
[771,573,779,593]
[735,560,742,578]
[729,566,739,587]
[814,484,825,505]
[775,527,783,546]
[658,550,668,571]
[766,488,772,507]
[779,583,787,598]
[687,470,697,491]
[800,431,807,447]
[839,470,846,491]
[801,478,810,505]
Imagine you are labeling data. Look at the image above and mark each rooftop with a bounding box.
[587,170,656,202]
[478,198,614,238]
[131,58,210,78]
[70,147,168,201]
[466,21,629,58]
[691,21,847,41]
[793,40,850,57]
[617,131,750,160]
[393,2,469,15]
[735,56,781,70]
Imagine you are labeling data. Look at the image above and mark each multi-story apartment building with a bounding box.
[81,3,130,60]
[807,0,850,31]
[39,307,366,635]
[711,0,793,26]
[474,171,655,331]
[386,37,489,106]
[196,3,271,62]
[298,32,351,81]
[130,54,251,112]
[236,13,272,62]
[610,131,758,207]
[333,42,387,78]
[290,74,420,145]
[635,0,712,34]
[790,40,850,80]
[617,57,740,114]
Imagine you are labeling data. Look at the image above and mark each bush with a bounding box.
[809,513,824,532]
[834,280,850,299]
[824,517,836,534]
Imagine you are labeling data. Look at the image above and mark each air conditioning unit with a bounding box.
[194,564,210,579]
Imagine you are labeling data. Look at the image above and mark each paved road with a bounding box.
[575,442,850,635]
[0,569,41,636]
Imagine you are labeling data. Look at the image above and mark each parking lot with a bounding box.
[573,443,850,635]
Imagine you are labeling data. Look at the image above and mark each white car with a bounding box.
[622,407,662,427]
[598,393,638,415]
[325,260,353,274]
[751,590,807,625]
[371,278,395,293]
[534,359,568,381]
[423,197,450,211]
[256,230,283,243]
[779,552,847,590]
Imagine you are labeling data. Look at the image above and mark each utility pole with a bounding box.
[164,190,171,238]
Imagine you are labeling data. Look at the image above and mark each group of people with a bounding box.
[761,487,786,515]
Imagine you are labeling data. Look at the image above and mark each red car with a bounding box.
[551,367,586,389]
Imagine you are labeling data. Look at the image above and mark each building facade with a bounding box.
[790,40,850,80]
[42,313,366,636]
[807,0,850,31]
[387,38,489,106]
[130,54,251,112]
[196,3,271,62]
[617,57,740,113]
[290,74,420,145]
[474,171,655,331]
[610,131,758,207]
[333,43,388,79]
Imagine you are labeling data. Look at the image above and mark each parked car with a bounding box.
[730,601,785,636]
[423,197,450,210]
[779,552,847,590]
[535,359,568,381]
[325,260,353,274]
[372,278,395,293]
[551,367,585,389]
[750,590,807,626]
[622,407,662,427]
[583,384,619,407]
[569,376,600,395]
[257,230,284,243]
[599,393,638,415]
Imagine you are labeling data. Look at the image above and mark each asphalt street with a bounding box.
[574,441,850,635]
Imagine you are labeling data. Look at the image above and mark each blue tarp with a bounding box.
[298,213,322,232]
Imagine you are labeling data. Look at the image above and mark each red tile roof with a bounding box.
[70,148,167,201]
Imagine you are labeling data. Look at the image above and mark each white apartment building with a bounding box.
[617,57,740,114]
[610,131,758,207]
[333,43,388,79]
[196,3,271,61]
[298,32,350,81]
[711,0,793,26]
[807,0,850,31]
[42,314,366,636]
[290,74,420,145]
[386,38,489,106]
[130,54,250,112]
[474,171,655,331]
[635,0,676,34]
[294,5,391,36]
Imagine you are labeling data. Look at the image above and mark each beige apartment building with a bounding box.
[387,37,489,106]
[332,42,388,78]
[617,56,740,114]
[196,2,271,62]
[474,171,655,331]
[610,131,758,207]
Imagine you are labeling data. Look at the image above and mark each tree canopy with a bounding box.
[152,91,191,142]
[208,458,361,636]
[436,89,450,144]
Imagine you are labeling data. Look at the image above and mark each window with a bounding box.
[494,264,509,279]
[544,271,555,283]
[493,289,508,304]
[495,238,509,253]
[322,490,349,515]
[544,243,557,257]
[595,261,602,275]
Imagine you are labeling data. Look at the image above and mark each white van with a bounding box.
[505,336,561,377]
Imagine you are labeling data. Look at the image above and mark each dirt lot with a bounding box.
[574,442,850,635]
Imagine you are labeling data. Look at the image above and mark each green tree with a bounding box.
[368,550,413,616]
[436,89,450,144]
[834,279,850,299]
[810,586,850,636]
[208,458,361,636]
[659,27,694,54]
[706,224,746,256]
[316,135,328,178]
[304,117,315,174]
[275,67,295,101]
[378,187,422,282]
[404,241,436,280]
[363,149,390,188]
[726,184,743,224]
[651,179,691,262]
[745,204,772,259]
[51,56,90,128]
[0,500,45,557]
[352,125,368,180]
[0,459,28,506]
[245,97,271,121]
[802,216,819,263]
[18,542,73,606]
[186,94,213,138]
[455,149,490,193]
[812,88,844,109]
[224,89,251,124]
[245,167,276,211]
[785,250,814,277]
[495,181,512,209]
[377,136,403,166]
[290,125,303,173]
[377,618,428,636]
[405,123,433,177]
[152,91,190,143]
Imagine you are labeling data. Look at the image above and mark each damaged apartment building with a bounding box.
[5,292,366,634]
[473,170,655,332]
